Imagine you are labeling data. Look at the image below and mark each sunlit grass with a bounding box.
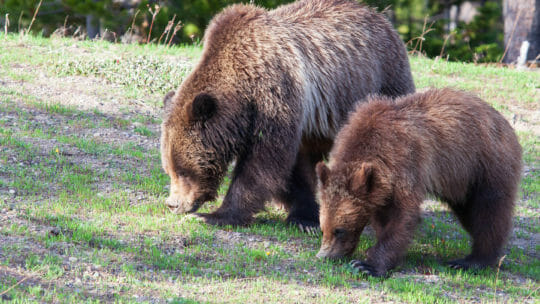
[0,33,537,303]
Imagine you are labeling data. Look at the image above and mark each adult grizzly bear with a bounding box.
[315,88,522,276]
[161,0,415,229]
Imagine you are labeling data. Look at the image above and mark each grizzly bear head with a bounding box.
[315,161,387,259]
[160,87,256,214]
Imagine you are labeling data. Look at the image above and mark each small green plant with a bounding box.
[134,125,154,137]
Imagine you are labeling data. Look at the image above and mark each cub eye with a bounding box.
[333,228,347,238]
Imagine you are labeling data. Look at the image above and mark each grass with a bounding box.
[0,33,538,303]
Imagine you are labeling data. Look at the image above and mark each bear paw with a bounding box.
[447,258,491,270]
[350,260,387,278]
[194,212,253,227]
[287,218,321,235]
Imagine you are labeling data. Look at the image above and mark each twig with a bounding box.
[407,16,435,56]
[499,8,522,64]
[158,14,176,45]
[26,0,43,35]
[167,21,182,47]
[101,28,108,41]
[17,11,23,33]
[146,4,161,44]
[61,15,69,36]
[4,14,9,36]
[0,276,28,296]
[525,286,540,301]
[439,32,452,59]
[493,255,506,304]
[126,9,140,38]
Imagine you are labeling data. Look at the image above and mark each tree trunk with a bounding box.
[503,0,539,63]
[86,14,100,39]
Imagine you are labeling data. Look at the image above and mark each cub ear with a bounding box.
[163,91,176,109]
[316,161,330,186]
[351,162,374,193]
[190,93,217,122]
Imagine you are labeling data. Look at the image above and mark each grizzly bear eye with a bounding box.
[333,228,347,238]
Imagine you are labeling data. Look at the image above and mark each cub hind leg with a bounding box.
[448,182,516,269]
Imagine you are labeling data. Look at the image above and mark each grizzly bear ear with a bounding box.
[351,162,374,193]
[163,91,176,109]
[190,93,217,122]
[316,162,330,186]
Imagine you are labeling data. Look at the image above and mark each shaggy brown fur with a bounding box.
[316,88,522,277]
[161,0,415,228]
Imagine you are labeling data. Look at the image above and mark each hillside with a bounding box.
[0,35,538,303]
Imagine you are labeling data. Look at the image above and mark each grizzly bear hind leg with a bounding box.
[284,182,320,234]
[447,184,514,270]
[281,152,320,234]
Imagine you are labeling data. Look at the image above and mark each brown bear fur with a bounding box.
[316,88,522,276]
[161,0,415,228]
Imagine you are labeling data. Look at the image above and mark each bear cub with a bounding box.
[315,88,522,277]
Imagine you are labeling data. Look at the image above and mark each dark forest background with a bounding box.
[0,0,538,63]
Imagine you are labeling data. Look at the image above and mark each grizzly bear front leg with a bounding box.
[351,196,421,277]
[197,121,302,227]
[196,159,273,226]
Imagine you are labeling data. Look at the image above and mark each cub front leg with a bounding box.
[351,198,421,277]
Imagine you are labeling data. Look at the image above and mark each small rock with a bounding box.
[93,132,100,137]
[68,257,77,263]
[9,189,15,194]
[49,227,61,236]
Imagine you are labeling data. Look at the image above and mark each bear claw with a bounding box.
[298,223,321,235]
[288,218,321,235]
[447,258,488,270]
[350,260,386,277]
[194,212,252,227]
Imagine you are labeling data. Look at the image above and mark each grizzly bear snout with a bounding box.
[165,197,202,214]
[165,174,217,214]
[316,241,356,260]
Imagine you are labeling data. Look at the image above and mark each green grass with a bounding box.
[0,33,538,303]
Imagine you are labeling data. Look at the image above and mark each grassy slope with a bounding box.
[0,34,538,303]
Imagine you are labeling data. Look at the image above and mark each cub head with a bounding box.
[315,161,384,259]
[160,89,253,214]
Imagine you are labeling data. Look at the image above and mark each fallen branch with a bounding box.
[0,276,28,296]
